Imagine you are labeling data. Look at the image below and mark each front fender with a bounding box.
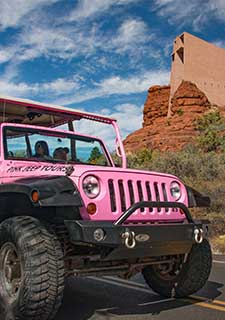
[0,176,83,207]
[186,185,210,208]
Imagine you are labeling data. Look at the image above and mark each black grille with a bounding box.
[108,179,169,214]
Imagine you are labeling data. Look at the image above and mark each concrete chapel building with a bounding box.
[169,32,225,114]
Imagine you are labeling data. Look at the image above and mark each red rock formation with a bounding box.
[124,81,214,152]
[171,81,210,116]
[143,85,170,126]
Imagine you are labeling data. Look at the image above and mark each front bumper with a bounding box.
[64,201,209,260]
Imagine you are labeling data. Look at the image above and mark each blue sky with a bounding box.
[0,0,225,144]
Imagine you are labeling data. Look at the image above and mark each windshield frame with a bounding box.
[3,124,114,167]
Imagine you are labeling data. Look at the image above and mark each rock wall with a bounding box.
[171,81,210,116]
[143,85,170,126]
[124,81,213,152]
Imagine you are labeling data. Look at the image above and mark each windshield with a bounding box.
[4,126,111,166]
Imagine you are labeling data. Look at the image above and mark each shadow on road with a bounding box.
[197,280,224,299]
[55,278,224,320]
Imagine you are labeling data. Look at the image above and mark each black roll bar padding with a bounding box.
[113,201,194,226]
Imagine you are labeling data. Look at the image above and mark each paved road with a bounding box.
[55,255,225,320]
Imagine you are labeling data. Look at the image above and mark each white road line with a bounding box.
[105,276,147,289]
[89,276,173,306]
[89,260,224,301]
[89,276,154,294]
[138,298,174,306]
[213,260,225,264]
[89,275,225,310]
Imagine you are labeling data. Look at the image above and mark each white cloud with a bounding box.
[41,78,81,93]
[0,0,60,30]
[0,69,169,106]
[0,2,104,65]
[210,0,225,20]
[0,23,100,65]
[19,26,78,60]
[153,0,225,30]
[54,70,170,105]
[0,6,154,76]
[213,40,225,49]
[100,71,168,94]
[117,19,147,43]
[0,76,81,98]
[0,79,36,96]
[16,17,152,64]
[75,103,143,150]
[109,103,143,138]
[69,0,139,21]
[0,49,14,63]
[111,18,150,54]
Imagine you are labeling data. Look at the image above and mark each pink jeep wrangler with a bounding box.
[0,96,212,319]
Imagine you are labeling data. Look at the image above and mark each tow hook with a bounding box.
[122,231,136,249]
[194,228,203,244]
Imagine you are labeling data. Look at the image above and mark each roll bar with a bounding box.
[0,96,128,168]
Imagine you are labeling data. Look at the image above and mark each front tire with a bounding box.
[142,239,212,298]
[0,216,65,320]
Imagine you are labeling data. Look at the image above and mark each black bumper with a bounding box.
[64,201,209,260]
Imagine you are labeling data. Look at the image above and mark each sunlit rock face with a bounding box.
[123,81,219,153]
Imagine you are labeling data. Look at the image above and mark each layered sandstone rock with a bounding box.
[143,85,170,126]
[124,81,214,152]
[171,81,210,116]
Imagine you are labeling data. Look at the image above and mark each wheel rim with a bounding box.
[0,242,23,301]
[153,255,184,281]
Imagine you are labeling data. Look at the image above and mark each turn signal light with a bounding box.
[87,203,97,215]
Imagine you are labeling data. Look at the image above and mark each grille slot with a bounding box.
[137,181,144,212]
[145,181,153,212]
[128,180,135,206]
[108,179,116,212]
[118,179,126,212]
[154,182,161,212]
[162,183,169,212]
[145,182,151,200]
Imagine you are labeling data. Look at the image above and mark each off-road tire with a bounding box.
[142,239,212,298]
[0,216,65,320]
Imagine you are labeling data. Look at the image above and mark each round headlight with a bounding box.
[83,175,100,199]
[170,181,181,200]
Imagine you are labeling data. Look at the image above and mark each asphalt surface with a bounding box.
[55,255,225,320]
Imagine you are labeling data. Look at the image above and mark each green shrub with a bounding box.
[197,130,222,152]
[195,111,225,152]
[196,111,221,132]
[127,148,153,168]
[176,108,184,116]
